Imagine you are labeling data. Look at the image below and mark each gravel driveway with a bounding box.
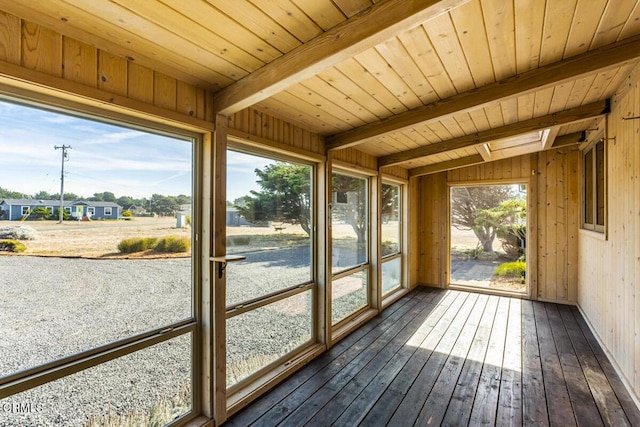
[0,249,315,426]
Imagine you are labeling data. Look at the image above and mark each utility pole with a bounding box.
[54,145,71,223]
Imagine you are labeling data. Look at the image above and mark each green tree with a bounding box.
[451,186,515,252]
[236,163,312,235]
[0,186,28,199]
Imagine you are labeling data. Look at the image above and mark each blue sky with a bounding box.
[0,99,275,201]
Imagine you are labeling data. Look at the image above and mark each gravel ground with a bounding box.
[0,248,363,426]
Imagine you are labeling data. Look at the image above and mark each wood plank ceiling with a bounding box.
[2,0,639,175]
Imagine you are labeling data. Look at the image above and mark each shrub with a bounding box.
[52,208,70,221]
[154,236,190,253]
[185,215,191,226]
[0,225,37,240]
[494,261,526,278]
[0,239,26,252]
[117,237,158,253]
[29,207,50,220]
[121,210,133,217]
[227,235,251,247]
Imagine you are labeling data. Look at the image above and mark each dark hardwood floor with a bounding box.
[225,287,640,426]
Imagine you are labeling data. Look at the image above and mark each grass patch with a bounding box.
[494,261,526,277]
[0,239,26,253]
[227,233,309,248]
[117,237,158,254]
[154,236,190,253]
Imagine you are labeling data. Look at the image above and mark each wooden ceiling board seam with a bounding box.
[514,0,546,74]
[565,74,598,108]
[316,67,393,119]
[413,123,443,145]
[334,58,408,115]
[452,112,479,135]
[299,75,380,123]
[159,0,285,61]
[484,103,505,128]
[398,128,429,149]
[439,115,466,138]
[533,86,555,117]
[111,0,266,73]
[480,0,516,81]
[619,1,640,39]
[248,0,322,41]
[426,120,455,141]
[500,97,519,125]
[517,92,536,122]
[423,13,476,93]
[275,89,357,130]
[354,48,423,110]
[582,67,624,104]
[61,0,250,80]
[290,0,348,31]
[539,0,578,66]
[205,0,302,52]
[397,25,458,99]
[288,81,368,127]
[449,0,496,87]
[0,1,225,89]
[254,97,343,134]
[467,107,491,131]
[603,62,639,97]
[548,81,574,112]
[592,0,637,48]
[563,0,608,57]
[375,36,439,105]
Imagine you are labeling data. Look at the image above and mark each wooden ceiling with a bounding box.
[2,0,639,175]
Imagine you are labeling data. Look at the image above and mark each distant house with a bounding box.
[226,207,251,226]
[0,199,121,221]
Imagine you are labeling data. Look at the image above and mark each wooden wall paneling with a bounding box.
[98,51,127,96]
[555,148,568,302]
[536,156,546,300]
[176,80,198,118]
[153,72,177,110]
[566,147,580,303]
[528,153,539,300]
[21,21,61,76]
[409,176,420,286]
[127,62,154,104]
[545,149,558,301]
[196,88,207,121]
[0,11,20,64]
[62,37,97,87]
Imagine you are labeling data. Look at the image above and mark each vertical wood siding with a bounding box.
[414,151,581,305]
[578,74,640,399]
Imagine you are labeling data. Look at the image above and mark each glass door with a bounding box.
[224,149,315,390]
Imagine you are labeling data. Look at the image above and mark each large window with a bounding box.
[381,182,402,296]
[331,171,369,325]
[225,149,314,389]
[583,139,606,232]
[0,99,197,426]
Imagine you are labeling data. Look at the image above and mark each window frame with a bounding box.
[21,206,30,215]
[104,206,112,216]
[86,206,95,216]
[380,179,405,299]
[0,93,203,426]
[582,136,607,234]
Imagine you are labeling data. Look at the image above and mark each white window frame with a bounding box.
[104,207,112,216]
[21,206,30,215]
[87,206,95,216]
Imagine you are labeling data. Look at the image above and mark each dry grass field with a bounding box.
[0,217,190,258]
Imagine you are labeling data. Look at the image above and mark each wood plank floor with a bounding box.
[225,287,640,427]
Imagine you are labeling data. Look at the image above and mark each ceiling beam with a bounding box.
[379,100,609,167]
[409,154,484,177]
[213,0,469,116]
[476,144,492,162]
[327,34,640,150]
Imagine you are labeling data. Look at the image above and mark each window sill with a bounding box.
[579,228,607,241]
